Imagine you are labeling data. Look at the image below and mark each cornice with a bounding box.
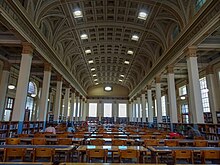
[129,0,220,97]
[0,0,87,97]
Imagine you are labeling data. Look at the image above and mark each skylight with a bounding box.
[88,60,93,64]
[91,68,95,71]
[124,60,130,64]
[120,74,125,77]
[131,35,139,41]
[138,12,148,20]
[93,74,97,77]
[85,49,91,54]
[119,79,123,82]
[127,50,134,55]
[73,10,83,18]
[81,34,88,40]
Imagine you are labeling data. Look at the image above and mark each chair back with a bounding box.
[141,134,153,139]
[57,134,68,138]
[202,150,220,163]
[194,136,205,140]
[193,140,208,147]
[34,133,45,138]
[112,139,126,146]
[144,139,159,146]
[18,134,29,138]
[31,138,47,145]
[119,149,139,162]
[3,148,26,161]
[57,138,72,145]
[33,148,54,162]
[5,138,20,145]
[90,139,105,145]
[86,149,107,162]
[173,150,193,164]
[74,134,84,138]
[164,140,179,146]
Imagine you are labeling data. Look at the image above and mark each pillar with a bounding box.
[98,101,102,121]
[75,95,79,121]
[186,46,204,123]
[147,85,153,125]
[69,89,75,122]
[0,61,10,120]
[113,101,118,122]
[39,63,51,128]
[137,96,141,122]
[53,75,63,123]
[128,101,132,122]
[12,43,33,134]
[63,86,70,120]
[167,65,178,124]
[155,76,162,123]
[206,65,217,124]
[141,91,147,122]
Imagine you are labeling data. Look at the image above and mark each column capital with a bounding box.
[141,90,147,94]
[22,42,34,54]
[167,65,174,74]
[206,65,214,74]
[71,88,75,93]
[44,62,52,72]
[155,76,161,83]
[147,85,151,89]
[3,61,10,71]
[185,46,197,58]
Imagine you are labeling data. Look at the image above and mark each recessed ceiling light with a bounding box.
[93,74,97,77]
[127,50,134,55]
[104,86,112,91]
[131,35,139,41]
[73,10,83,18]
[94,79,98,81]
[88,60,93,64]
[124,60,130,64]
[120,74,125,77]
[85,49,91,54]
[91,68,95,71]
[138,12,148,20]
[8,84,15,90]
[119,79,123,82]
[80,34,88,40]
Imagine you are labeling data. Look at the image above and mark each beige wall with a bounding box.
[87,84,129,97]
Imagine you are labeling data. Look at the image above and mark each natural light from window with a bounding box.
[104,103,112,117]
[89,103,97,117]
[118,103,127,117]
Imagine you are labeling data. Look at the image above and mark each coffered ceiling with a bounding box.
[0,0,220,98]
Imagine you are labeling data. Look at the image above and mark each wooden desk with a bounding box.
[86,138,134,145]
[0,163,52,165]
[59,163,166,165]
[148,146,220,163]
[0,144,75,162]
[77,145,147,162]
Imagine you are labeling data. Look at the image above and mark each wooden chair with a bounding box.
[90,139,105,145]
[103,134,114,138]
[86,149,107,162]
[194,136,205,140]
[31,138,47,145]
[201,150,220,164]
[5,138,20,145]
[73,134,84,138]
[3,148,26,161]
[34,133,45,138]
[112,139,126,146]
[18,134,29,138]
[57,138,72,145]
[141,134,153,139]
[57,133,68,138]
[33,148,54,162]
[193,140,208,147]
[143,139,159,147]
[119,149,140,163]
[173,150,193,164]
[164,140,179,146]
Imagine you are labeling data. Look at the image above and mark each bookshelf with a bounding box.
[216,112,220,123]
[198,124,220,140]
[203,112,213,123]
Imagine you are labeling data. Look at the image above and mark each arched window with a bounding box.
[28,81,37,97]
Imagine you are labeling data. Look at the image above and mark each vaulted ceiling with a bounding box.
[0,0,220,98]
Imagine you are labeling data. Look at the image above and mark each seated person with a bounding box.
[45,123,56,134]
[67,122,76,133]
[187,125,201,139]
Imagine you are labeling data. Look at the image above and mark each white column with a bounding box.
[113,101,117,122]
[53,76,63,122]
[206,65,217,124]
[69,90,75,122]
[12,43,33,122]
[75,95,79,121]
[141,91,147,122]
[78,97,82,121]
[167,66,178,123]
[39,63,51,122]
[63,87,70,120]
[186,46,204,123]
[0,61,10,120]
[128,101,132,122]
[137,97,141,122]
[98,101,102,121]
[134,99,137,122]
[147,85,153,124]
[155,77,162,123]
[82,99,87,121]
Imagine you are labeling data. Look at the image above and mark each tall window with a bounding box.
[146,102,148,117]
[199,77,210,112]
[4,97,15,121]
[181,104,189,123]
[195,0,206,12]
[88,103,97,117]
[104,103,112,117]
[179,85,187,96]
[118,103,127,117]
[161,96,166,116]
[154,100,157,117]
